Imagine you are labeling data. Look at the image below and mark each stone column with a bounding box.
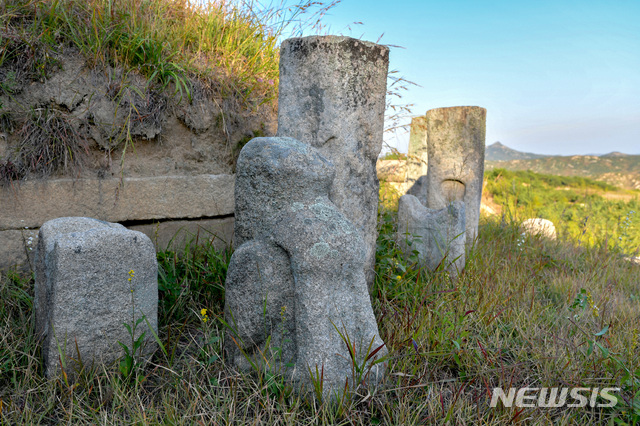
[277,35,389,289]
[425,106,486,245]
[405,116,428,204]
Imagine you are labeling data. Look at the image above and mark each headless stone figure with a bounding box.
[225,137,386,400]
[277,36,390,290]
[397,107,485,276]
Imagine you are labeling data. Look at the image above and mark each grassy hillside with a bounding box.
[2,185,640,423]
[378,166,640,256]
[0,0,293,103]
[484,169,640,256]
[0,0,337,182]
[486,155,640,191]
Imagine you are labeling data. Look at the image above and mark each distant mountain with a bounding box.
[485,142,548,161]
[376,141,640,191]
[601,151,631,158]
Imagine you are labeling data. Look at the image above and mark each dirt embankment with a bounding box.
[0,48,276,182]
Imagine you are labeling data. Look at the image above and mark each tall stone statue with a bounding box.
[277,35,389,289]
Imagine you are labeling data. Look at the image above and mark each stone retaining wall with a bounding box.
[0,174,235,271]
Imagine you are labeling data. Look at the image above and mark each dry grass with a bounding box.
[15,106,89,178]
[0,0,336,105]
[1,198,639,423]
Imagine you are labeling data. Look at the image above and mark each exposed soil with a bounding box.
[480,190,503,216]
[0,47,277,182]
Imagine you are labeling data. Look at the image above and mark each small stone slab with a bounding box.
[35,217,158,378]
[521,218,557,240]
[0,174,235,230]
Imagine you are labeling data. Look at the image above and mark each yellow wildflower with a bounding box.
[201,308,209,323]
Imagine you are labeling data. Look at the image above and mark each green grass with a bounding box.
[380,151,408,161]
[486,168,619,196]
[485,168,640,256]
[0,0,343,106]
[0,0,304,103]
[1,194,640,423]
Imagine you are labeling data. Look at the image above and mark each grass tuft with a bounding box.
[15,106,89,178]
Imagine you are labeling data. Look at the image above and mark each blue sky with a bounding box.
[272,0,640,155]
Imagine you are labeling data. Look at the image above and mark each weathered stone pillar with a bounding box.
[277,35,389,289]
[35,217,158,378]
[405,116,428,204]
[426,106,486,245]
